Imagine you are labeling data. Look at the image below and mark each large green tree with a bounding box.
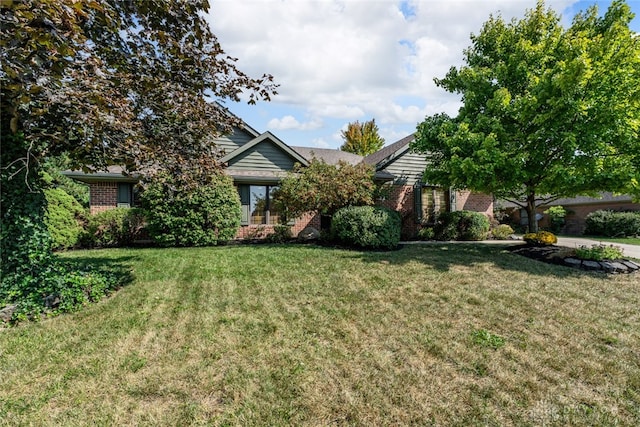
[340,119,385,156]
[411,0,639,232]
[1,1,276,306]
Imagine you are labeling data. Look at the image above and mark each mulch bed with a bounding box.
[507,244,640,274]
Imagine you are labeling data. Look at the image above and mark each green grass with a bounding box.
[1,244,639,425]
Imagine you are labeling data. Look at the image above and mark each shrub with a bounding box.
[141,172,241,247]
[1,261,120,323]
[434,211,490,241]
[266,225,293,243]
[44,187,86,250]
[418,227,435,240]
[331,205,401,250]
[523,231,557,246]
[575,244,624,261]
[82,208,144,248]
[491,224,514,240]
[584,210,640,237]
[544,205,567,234]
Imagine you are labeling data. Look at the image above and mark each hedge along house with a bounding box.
[66,119,493,240]
[363,134,493,238]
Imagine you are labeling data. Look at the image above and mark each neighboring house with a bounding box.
[500,193,640,235]
[65,120,493,240]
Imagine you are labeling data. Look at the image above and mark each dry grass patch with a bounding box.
[1,244,639,425]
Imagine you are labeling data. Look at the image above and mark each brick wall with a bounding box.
[455,190,494,215]
[376,184,417,239]
[89,182,118,214]
[377,186,494,239]
[234,212,321,240]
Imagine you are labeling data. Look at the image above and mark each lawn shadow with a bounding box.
[61,254,138,290]
[355,243,614,279]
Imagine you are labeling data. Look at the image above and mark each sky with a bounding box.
[206,0,640,150]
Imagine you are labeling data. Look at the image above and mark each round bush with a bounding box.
[584,210,640,237]
[491,224,514,240]
[141,173,241,247]
[434,211,490,241]
[331,205,401,250]
[45,187,86,250]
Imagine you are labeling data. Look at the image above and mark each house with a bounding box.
[363,134,493,238]
[500,193,640,235]
[65,119,493,240]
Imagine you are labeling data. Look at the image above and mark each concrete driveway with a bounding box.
[402,236,640,259]
[555,236,640,260]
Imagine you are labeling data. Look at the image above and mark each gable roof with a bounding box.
[290,146,363,165]
[220,131,309,167]
[363,133,414,169]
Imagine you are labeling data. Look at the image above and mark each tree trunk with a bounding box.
[526,193,538,233]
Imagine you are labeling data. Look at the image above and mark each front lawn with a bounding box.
[1,244,639,425]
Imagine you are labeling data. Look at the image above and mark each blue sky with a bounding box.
[207,0,639,150]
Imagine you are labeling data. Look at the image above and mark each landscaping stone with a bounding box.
[0,304,17,323]
[582,260,601,271]
[297,226,320,242]
[564,258,582,267]
[508,244,639,274]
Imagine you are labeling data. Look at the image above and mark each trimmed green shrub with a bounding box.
[543,205,567,234]
[331,205,401,250]
[434,211,490,241]
[584,210,640,237]
[418,227,435,240]
[141,173,241,247]
[45,187,86,250]
[491,224,514,240]
[82,208,144,248]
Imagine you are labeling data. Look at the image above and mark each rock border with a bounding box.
[561,257,639,274]
[508,245,640,274]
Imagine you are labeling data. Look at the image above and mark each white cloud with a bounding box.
[267,115,323,131]
[207,0,608,146]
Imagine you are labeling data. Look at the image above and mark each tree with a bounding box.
[411,0,639,232]
[1,1,276,315]
[340,119,385,156]
[272,159,376,222]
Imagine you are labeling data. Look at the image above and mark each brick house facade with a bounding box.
[68,128,494,241]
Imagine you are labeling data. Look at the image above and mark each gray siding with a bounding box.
[228,143,297,171]
[214,127,255,155]
[384,152,428,185]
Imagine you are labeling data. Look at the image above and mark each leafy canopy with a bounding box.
[1,0,277,179]
[411,0,640,231]
[273,159,376,220]
[340,119,385,156]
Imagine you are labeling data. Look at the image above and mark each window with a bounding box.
[414,185,449,224]
[238,185,281,225]
[117,183,132,207]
